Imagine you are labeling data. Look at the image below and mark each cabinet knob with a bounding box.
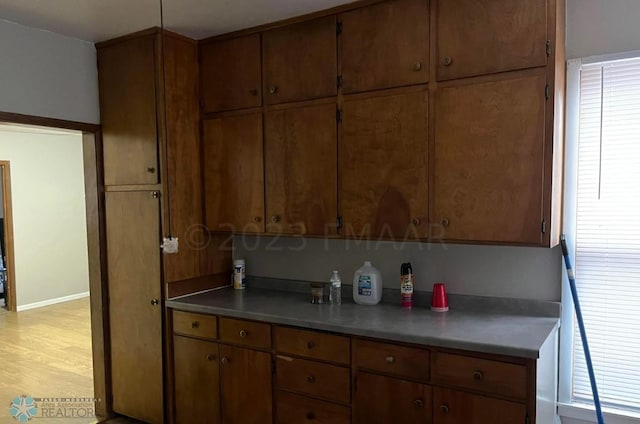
[412,218,421,226]
[414,399,424,408]
[440,404,450,413]
[271,215,280,223]
[239,329,248,338]
[146,167,156,174]
[473,370,484,381]
[413,62,422,71]
[191,321,199,329]
[254,216,262,223]
[385,356,395,364]
[443,56,453,66]
[306,341,315,349]
[249,88,258,96]
[306,375,315,383]
[441,218,450,228]
[221,357,229,364]
[306,412,316,420]
[150,299,159,306]
[151,191,160,199]
[206,354,216,361]
[269,85,278,94]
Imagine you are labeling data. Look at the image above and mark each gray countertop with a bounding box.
[166,287,559,359]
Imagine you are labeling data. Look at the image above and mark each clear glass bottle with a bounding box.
[330,270,342,305]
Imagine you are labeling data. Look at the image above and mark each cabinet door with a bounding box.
[219,345,273,424]
[434,75,546,244]
[98,36,159,186]
[106,191,163,423]
[353,372,431,423]
[200,34,262,113]
[436,0,547,81]
[263,16,337,104]
[174,336,220,424]
[341,0,429,93]
[204,113,265,233]
[341,90,429,239]
[265,102,337,236]
[433,387,526,424]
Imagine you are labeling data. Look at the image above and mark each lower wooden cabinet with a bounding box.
[353,372,431,423]
[433,387,527,424]
[276,391,350,424]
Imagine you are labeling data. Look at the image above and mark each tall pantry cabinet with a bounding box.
[97,28,230,423]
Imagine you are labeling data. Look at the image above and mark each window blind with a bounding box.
[574,57,640,412]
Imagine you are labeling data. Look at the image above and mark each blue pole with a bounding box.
[560,235,605,424]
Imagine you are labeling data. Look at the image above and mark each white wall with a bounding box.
[0,124,90,308]
[0,19,99,124]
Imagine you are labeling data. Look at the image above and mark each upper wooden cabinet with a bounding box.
[200,34,262,113]
[436,0,548,81]
[203,113,265,233]
[340,0,429,93]
[265,102,338,236]
[341,89,429,239]
[263,16,337,104]
[98,35,159,186]
[433,74,547,245]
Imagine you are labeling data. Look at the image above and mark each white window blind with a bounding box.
[574,57,640,412]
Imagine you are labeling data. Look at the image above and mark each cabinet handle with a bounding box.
[191,321,199,329]
[414,399,424,408]
[221,357,230,364]
[412,218,421,226]
[440,404,450,413]
[271,215,280,223]
[206,354,216,361]
[443,56,453,66]
[306,375,315,383]
[413,62,422,71]
[239,330,248,338]
[385,356,395,364]
[269,85,278,94]
[249,88,258,96]
[473,370,484,381]
[150,299,159,306]
[146,167,156,174]
[306,341,315,349]
[441,218,450,228]
[254,216,262,223]
[151,191,160,199]
[306,412,316,420]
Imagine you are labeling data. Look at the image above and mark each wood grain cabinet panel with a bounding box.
[98,35,159,186]
[274,326,350,365]
[265,102,338,236]
[436,0,548,81]
[433,387,526,424]
[341,89,429,239]
[200,34,262,113]
[340,0,429,93]
[433,74,546,244]
[263,16,337,104]
[352,339,430,381]
[353,372,431,424]
[219,317,272,350]
[203,113,265,233]
[276,355,351,403]
[173,336,220,424]
[276,391,350,424]
[173,310,218,340]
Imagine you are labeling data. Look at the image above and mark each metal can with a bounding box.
[233,259,246,290]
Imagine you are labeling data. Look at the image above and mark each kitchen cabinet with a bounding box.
[173,336,220,424]
[276,391,350,424]
[433,74,547,245]
[340,0,429,93]
[436,0,548,81]
[219,344,273,424]
[433,387,527,424]
[265,102,338,236]
[203,113,265,233]
[340,89,429,239]
[353,372,431,423]
[106,190,163,423]
[200,34,262,113]
[263,16,337,104]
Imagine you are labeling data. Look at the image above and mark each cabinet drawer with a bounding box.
[433,387,526,424]
[433,352,527,399]
[276,355,350,403]
[219,317,271,350]
[353,339,429,381]
[173,310,218,340]
[276,391,350,424]
[275,326,350,365]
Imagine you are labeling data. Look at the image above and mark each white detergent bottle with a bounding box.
[353,261,383,305]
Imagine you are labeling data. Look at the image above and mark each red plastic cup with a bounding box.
[431,283,449,312]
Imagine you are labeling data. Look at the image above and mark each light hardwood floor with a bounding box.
[0,297,96,423]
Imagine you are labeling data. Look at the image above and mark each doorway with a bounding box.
[0,161,16,311]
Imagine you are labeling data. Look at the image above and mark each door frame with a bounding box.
[0,161,16,312]
[0,111,111,419]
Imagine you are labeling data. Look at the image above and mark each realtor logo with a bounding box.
[9,395,38,422]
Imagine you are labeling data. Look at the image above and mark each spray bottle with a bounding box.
[400,263,414,309]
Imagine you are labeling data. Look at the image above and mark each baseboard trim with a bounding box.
[17,292,90,312]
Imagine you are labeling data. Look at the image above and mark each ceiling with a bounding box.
[0,0,355,43]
